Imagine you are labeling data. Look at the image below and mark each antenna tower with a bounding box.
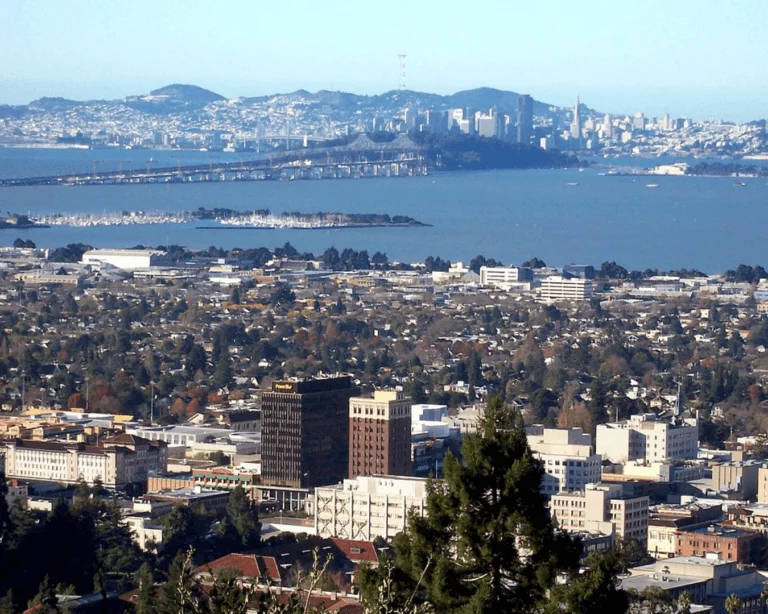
[398,53,407,90]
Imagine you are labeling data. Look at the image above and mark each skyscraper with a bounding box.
[261,376,360,510]
[516,94,534,144]
[349,390,412,479]
[603,113,613,140]
[570,96,582,143]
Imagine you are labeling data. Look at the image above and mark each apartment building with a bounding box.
[596,414,698,464]
[551,482,649,544]
[315,475,428,541]
[526,427,602,496]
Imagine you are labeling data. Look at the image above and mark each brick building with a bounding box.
[674,523,766,565]
[349,390,411,479]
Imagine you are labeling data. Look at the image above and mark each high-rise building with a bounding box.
[261,376,359,502]
[633,112,646,131]
[516,94,534,144]
[603,113,613,140]
[570,96,582,142]
[349,390,412,479]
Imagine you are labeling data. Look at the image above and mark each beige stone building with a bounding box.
[551,482,649,544]
[596,414,697,464]
[526,427,602,496]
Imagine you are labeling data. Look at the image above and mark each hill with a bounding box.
[148,83,225,104]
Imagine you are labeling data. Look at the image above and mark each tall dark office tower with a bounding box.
[516,94,534,144]
[261,376,359,491]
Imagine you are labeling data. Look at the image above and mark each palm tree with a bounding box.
[724,593,742,614]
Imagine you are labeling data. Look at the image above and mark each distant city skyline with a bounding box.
[2,0,767,122]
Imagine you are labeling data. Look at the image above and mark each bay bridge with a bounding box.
[0,134,429,187]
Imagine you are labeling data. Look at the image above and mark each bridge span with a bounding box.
[0,135,429,187]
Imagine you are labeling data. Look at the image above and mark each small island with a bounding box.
[0,214,50,230]
[27,208,430,229]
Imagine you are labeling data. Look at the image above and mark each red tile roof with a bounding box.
[200,553,281,583]
[329,538,379,564]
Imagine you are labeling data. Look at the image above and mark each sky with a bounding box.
[1,0,767,121]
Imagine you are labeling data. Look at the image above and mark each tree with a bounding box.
[135,563,156,614]
[157,549,205,614]
[226,486,261,548]
[360,396,581,612]
[546,549,629,614]
[725,593,742,614]
[212,353,233,391]
[678,590,692,614]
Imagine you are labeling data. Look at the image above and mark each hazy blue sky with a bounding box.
[2,0,766,121]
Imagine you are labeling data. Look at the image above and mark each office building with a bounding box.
[81,249,167,271]
[596,414,698,464]
[479,265,533,287]
[1,435,166,490]
[633,112,646,131]
[563,264,596,280]
[603,113,613,139]
[621,556,768,611]
[516,94,534,144]
[526,427,602,496]
[674,524,764,565]
[551,482,649,544]
[539,276,593,301]
[260,376,359,510]
[349,390,411,479]
[570,96,582,142]
[315,475,428,540]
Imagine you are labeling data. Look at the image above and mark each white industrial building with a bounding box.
[539,276,593,301]
[526,427,602,496]
[479,265,532,287]
[314,475,428,540]
[596,414,698,464]
[81,249,166,271]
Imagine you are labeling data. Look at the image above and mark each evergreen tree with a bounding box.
[545,548,629,614]
[157,549,205,614]
[212,353,233,391]
[135,563,156,614]
[226,486,261,548]
[360,396,581,613]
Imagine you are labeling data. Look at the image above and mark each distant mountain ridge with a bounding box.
[17,83,567,115]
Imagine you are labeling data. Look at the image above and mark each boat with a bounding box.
[646,183,660,188]
[566,182,579,186]
[733,181,747,187]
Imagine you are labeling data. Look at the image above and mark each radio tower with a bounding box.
[398,52,407,90]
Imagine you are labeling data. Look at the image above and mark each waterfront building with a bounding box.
[539,276,593,301]
[526,427,602,496]
[349,390,411,479]
[315,475,428,540]
[81,248,167,271]
[260,376,359,511]
[596,414,698,464]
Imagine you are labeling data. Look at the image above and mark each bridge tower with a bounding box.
[398,52,407,90]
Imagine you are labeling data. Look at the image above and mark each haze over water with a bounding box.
[0,148,766,274]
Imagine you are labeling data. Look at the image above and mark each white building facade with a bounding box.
[539,276,593,301]
[526,427,602,496]
[315,475,428,540]
[596,414,698,464]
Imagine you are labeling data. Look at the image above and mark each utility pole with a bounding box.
[21,370,25,412]
[150,381,155,426]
